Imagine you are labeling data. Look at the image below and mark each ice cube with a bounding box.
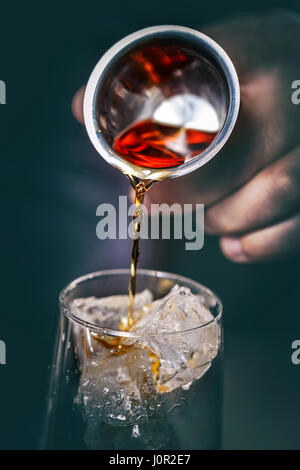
[131,285,213,334]
[76,346,174,450]
[72,289,153,364]
[131,285,220,392]
[72,289,153,330]
[75,348,158,430]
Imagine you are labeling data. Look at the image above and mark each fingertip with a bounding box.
[72,85,86,124]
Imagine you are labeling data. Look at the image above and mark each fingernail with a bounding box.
[220,237,249,263]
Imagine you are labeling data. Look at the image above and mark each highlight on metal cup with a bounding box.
[84,25,240,181]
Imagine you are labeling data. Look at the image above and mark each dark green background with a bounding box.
[0,0,300,449]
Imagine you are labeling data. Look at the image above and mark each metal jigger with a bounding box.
[84,25,240,182]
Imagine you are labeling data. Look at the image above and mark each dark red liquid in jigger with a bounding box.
[114,119,217,169]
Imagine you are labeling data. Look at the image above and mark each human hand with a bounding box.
[72,9,300,263]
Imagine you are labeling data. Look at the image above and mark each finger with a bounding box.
[205,146,300,235]
[220,213,300,263]
[72,85,86,124]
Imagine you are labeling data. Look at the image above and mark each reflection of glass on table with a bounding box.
[42,269,223,450]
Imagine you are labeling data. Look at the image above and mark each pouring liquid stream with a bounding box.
[127,177,154,328]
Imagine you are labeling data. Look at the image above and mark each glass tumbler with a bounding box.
[42,269,223,450]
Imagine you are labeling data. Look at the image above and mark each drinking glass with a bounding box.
[42,269,223,450]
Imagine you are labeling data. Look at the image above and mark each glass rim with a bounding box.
[59,268,223,338]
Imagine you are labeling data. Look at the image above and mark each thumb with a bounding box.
[72,85,85,124]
